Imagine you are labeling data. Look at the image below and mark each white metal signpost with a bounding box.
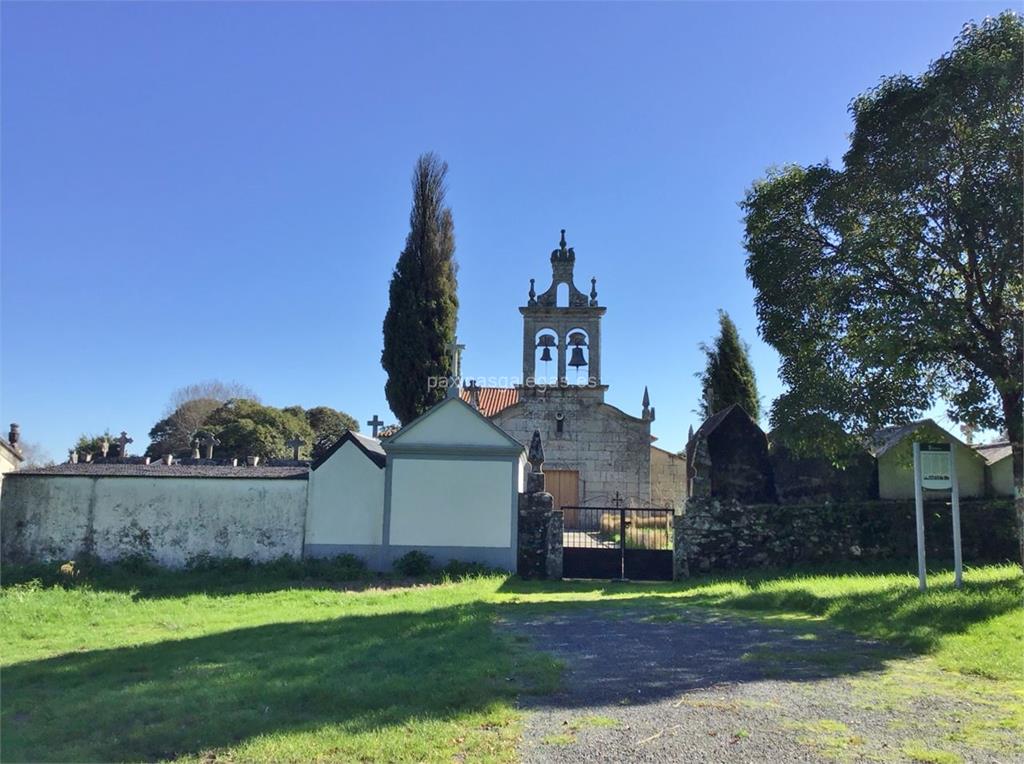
[912,441,963,591]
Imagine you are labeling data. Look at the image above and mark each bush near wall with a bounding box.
[678,497,1019,574]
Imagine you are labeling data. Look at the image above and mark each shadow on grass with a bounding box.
[2,594,931,763]
[499,566,1024,655]
[1,602,544,763]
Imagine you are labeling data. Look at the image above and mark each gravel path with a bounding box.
[501,606,1014,763]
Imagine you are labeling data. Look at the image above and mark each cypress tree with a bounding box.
[382,153,459,425]
[697,310,760,421]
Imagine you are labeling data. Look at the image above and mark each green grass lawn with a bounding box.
[1,561,1021,762]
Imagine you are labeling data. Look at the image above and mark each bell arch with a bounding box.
[533,329,559,386]
[565,328,591,385]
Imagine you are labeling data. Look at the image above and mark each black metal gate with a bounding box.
[561,505,674,580]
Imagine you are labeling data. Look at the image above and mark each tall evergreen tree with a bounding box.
[382,153,459,425]
[697,310,760,421]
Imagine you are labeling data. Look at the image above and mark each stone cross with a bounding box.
[116,431,133,458]
[285,436,306,460]
[100,438,110,458]
[198,432,220,459]
[445,338,465,398]
[611,491,624,509]
[367,415,384,438]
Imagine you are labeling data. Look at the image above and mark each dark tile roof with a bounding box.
[684,404,760,465]
[973,441,1012,465]
[312,430,386,470]
[11,461,309,480]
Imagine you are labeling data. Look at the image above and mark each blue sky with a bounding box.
[1,1,1010,462]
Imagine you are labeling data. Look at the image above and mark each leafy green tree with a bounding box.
[697,310,760,421]
[205,400,314,459]
[72,431,115,458]
[304,406,359,460]
[145,398,221,458]
[382,152,459,425]
[742,13,1023,560]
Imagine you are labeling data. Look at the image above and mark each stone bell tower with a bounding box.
[520,230,606,395]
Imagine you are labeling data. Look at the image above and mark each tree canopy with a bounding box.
[743,12,1022,456]
[205,400,314,460]
[382,152,459,425]
[697,310,760,422]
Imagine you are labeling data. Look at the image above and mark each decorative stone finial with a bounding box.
[550,228,575,263]
[589,277,598,306]
[445,338,466,399]
[8,423,20,448]
[688,424,694,443]
[528,278,537,306]
[528,429,545,472]
[642,386,655,422]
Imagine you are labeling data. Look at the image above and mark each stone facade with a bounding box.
[493,387,653,506]
[674,495,1019,577]
[650,446,687,510]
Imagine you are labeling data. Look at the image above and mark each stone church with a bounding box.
[461,230,687,511]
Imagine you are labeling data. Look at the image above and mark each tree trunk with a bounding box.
[1002,389,1024,569]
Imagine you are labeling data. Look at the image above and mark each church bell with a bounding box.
[539,346,553,362]
[568,346,587,368]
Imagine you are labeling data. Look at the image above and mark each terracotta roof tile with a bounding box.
[460,387,520,417]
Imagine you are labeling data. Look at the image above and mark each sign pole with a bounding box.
[913,442,927,592]
[950,443,963,589]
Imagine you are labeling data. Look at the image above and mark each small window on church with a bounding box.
[556,412,564,434]
[557,283,569,307]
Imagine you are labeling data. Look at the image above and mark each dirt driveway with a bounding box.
[500,605,1018,763]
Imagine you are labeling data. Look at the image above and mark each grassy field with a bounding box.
[1,560,1021,762]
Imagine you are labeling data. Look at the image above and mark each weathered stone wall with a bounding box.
[1,475,308,567]
[674,496,1019,576]
[493,386,651,506]
[650,447,687,509]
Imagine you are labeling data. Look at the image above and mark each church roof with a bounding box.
[460,387,520,417]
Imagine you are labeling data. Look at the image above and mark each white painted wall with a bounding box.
[1,475,307,567]
[391,398,517,447]
[306,442,385,546]
[389,458,514,548]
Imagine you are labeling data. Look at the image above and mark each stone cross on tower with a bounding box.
[367,415,384,438]
[197,432,220,459]
[285,436,306,461]
[445,338,465,399]
[116,431,133,458]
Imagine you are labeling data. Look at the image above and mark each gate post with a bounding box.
[517,430,563,580]
[673,507,689,580]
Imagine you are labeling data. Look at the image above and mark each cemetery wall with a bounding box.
[1,474,307,567]
[675,496,1019,576]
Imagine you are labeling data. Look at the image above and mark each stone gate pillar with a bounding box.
[517,429,563,579]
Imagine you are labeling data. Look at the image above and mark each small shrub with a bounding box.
[262,555,306,580]
[393,550,433,577]
[303,553,368,582]
[114,553,158,577]
[440,559,498,581]
[185,554,254,573]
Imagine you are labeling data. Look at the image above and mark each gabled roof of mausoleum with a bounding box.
[973,440,1012,466]
[312,430,386,470]
[385,396,524,452]
[866,418,981,459]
